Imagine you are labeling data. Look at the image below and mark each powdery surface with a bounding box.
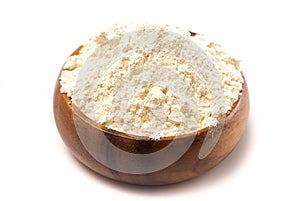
[59,24,243,139]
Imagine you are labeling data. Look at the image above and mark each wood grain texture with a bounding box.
[53,46,249,185]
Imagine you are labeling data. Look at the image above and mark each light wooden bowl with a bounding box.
[53,45,249,185]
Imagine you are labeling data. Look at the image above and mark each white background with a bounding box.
[0,0,299,200]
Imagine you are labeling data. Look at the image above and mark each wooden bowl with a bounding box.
[53,46,249,185]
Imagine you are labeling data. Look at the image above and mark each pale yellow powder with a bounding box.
[59,24,243,139]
